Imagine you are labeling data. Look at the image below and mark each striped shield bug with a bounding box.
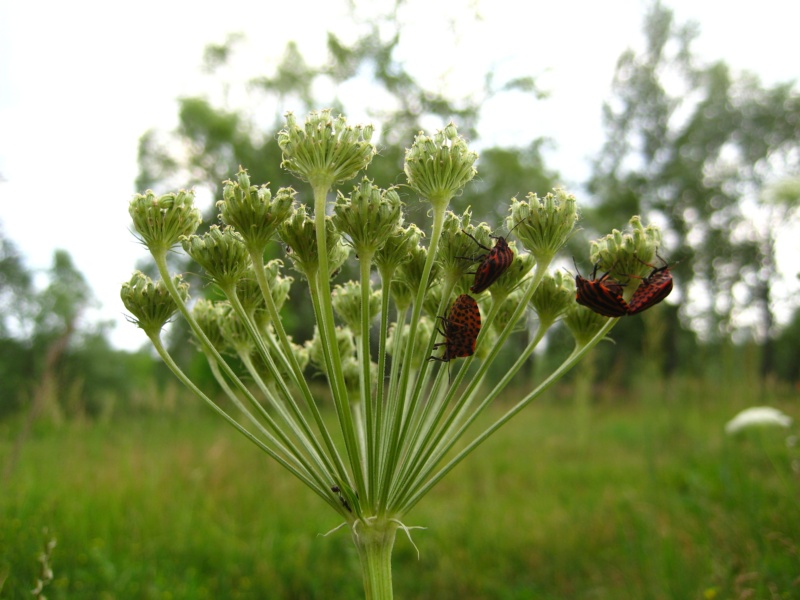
[626,256,673,315]
[459,219,526,293]
[574,261,630,318]
[428,294,482,362]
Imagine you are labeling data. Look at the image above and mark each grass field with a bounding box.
[2,378,799,599]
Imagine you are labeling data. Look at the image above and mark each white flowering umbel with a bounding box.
[123,111,660,600]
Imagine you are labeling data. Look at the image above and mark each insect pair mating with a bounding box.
[574,257,673,317]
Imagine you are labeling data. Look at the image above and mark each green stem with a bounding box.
[359,251,376,507]
[249,248,349,482]
[147,332,336,506]
[352,518,398,600]
[224,288,334,481]
[311,181,367,498]
[150,249,329,485]
[389,262,550,506]
[399,317,618,514]
[379,203,447,508]
[376,303,407,509]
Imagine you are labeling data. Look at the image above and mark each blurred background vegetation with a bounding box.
[1,2,799,598]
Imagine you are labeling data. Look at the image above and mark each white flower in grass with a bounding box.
[724,406,793,435]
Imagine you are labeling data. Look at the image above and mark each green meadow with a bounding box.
[2,378,798,599]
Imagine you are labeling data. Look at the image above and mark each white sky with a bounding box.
[0,0,798,351]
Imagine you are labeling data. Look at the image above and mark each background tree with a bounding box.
[587,1,800,378]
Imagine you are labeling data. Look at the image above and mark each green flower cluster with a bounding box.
[122,110,661,600]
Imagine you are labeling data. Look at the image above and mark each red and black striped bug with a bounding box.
[574,261,630,318]
[428,294,482,362]
[459,219,527,293]
[626,256,673,315]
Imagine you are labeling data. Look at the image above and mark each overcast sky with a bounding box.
[0,0,798,351]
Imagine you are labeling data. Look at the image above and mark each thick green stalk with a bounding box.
[352,518,398,600]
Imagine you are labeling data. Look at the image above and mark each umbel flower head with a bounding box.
[529,270,575,326]
[374,223,423,276]
[120,271,188,337]
[181,226,251,291]
[563,301,611,347]
[192,299,228,351]
[435,209,487,287]
[332,178,403,257]
[129,190,202,254]
[278,110,375,189]
[217,168,295,252]
[404,123,478,210]
[725,406,793,435]
[589,216,663,297]
[332,281,381,337]
[122,110,663,599]
[278,206,350,279]
[508,189,579,263]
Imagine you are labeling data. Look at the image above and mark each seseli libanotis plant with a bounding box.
[121,109,664,599]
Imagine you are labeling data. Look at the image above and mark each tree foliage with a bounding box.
[588,2,800,375]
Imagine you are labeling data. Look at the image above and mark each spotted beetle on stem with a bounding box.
[428,294,482,362]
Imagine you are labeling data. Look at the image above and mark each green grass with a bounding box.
[2,379,799,599]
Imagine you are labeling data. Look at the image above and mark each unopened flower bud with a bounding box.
[181,226,251,290]
[375,223,423,275]
[404,123,478,210]
[306,325,357,375]
[436,210,487,287]
[332,281,381,336]
[490,288,526,334]
[129,190,202,254]
[589,216,663,296]
[278,206,351,279]
[121,271,188,337]
[529,271,575,326]
[509,189,579,263]
[332,179,403,257]
[563,302,611,347]
[484,246,536,301]
[216,301,255,355]
[394,244,438,311]
[192,299,228,350]
[341,357,379,398]
[235,260,293,328]
[278,110,375,189]
[217,168,295,251]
